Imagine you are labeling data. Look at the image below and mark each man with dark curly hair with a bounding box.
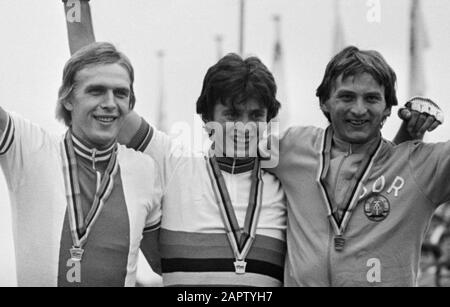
[121,53,287,286]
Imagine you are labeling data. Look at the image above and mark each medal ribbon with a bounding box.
[317,127,382,236]
[205,155,264,262]
[61,131,119,250]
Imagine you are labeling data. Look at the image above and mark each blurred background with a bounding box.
[0,0,449,286]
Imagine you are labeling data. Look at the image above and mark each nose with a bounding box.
[100,90,116,109]
[237,113,250,124]
[350,97,367,117]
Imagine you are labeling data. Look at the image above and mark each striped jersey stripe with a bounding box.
[160,229,286,286]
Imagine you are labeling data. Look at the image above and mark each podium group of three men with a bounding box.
[0,0,448,286]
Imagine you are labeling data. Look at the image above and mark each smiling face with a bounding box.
[64,63,131,149]
[321,72,391,144]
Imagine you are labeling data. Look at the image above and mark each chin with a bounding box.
[343,134,370,144]
[90,134,116,148]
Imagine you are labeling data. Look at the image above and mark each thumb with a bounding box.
[398,108,411,120]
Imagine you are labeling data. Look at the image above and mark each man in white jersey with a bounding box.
[121,54,287,286]
[265,46,448,286]
[0,42,162,286]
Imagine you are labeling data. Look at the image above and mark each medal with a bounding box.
[206,155,263,275]
[70,247,85,261]
[234,260,247,274]
[318,127,382,252]
[61,132,119,263]
[334,236,345,252]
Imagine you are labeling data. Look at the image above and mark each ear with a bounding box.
[383,106,392,118]
[63,100,74,112]
[320,101,329,113]
[320,100,331,119]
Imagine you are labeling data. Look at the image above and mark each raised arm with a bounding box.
[0,106,8,136]
[118,110,144,147]
[393,97,444,144]
[62,0,96,55]
[140,229,162,276]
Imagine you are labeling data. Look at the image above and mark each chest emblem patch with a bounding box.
[363,193,390,222]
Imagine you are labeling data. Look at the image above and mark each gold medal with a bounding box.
[234,260,247,274]
[70,247,85,262]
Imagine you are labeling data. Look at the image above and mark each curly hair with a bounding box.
[196,53,281,122]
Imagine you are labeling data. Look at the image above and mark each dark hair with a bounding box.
[196,53,281,122]
[56,42,136,126]
[316,46,398,121]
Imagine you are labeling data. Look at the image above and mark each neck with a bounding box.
[70,131,116,164]
[209,145,256,174]
[215,156,256,174]
[332,133,381,155]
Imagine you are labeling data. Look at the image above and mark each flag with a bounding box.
[271,15,289,132]
[62,0,96,55]
[409,0,430,97]
[156,51,168,133]
[332,0,346,55]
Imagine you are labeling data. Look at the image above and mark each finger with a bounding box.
[413,113,428,135]
[428,121,441,132]
[418,115,435,135]
[407,111,419,135]
[398,108,411,120]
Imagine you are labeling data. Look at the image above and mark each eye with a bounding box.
[366,95,381,104]
[223,111,238,121]
[114,89,129,99]
[250,111,266,121]
[339,94,354,102]
[88,87,104,96]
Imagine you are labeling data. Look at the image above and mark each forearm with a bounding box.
[62,0,96,55]
[118,111,145,148]
[140,230,162,276]
[393,121,421,145]
[0,106,8,136]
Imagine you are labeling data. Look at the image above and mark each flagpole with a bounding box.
[271,15,289,131]
[215,35,224,60]
[156,50,167,132]
[273,15,280,47]
[239,0,245,55]
[409,0,429,97]
[332,0,345,55]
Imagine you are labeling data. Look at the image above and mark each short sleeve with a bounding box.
[139,122,188,194]
[143,159,163,233]
[0,112,51,189]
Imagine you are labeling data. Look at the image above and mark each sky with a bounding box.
[0,0,449,286]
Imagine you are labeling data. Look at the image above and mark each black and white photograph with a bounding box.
[0,0,449,290]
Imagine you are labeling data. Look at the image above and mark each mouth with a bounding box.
[346,119,369,127]
[93,115,118,123]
